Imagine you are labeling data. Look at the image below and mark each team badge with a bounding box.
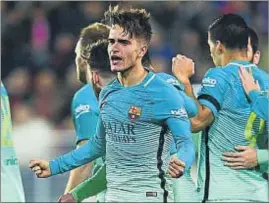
[128,106,141,120]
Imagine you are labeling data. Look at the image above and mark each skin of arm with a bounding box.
[172,54,214,133]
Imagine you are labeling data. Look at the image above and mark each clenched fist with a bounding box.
[172,54,195,84]
[29,158,51,178]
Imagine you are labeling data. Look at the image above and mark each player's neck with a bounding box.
[222,50,248,66]
[118,64,148,87]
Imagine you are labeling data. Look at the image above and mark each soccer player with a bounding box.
[29,6,195,202]
[58,41,198,202]
[61,23,110,203]
[222,28,268,173]
[60,23,156,202]
[1,82,26,202]
[170,14,268,202]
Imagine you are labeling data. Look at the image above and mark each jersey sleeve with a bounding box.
[154,88,195,171]
[197,68,229,118]
[71,161,107,201]
[182,93,198,118]
[49,116,106,176]
[248,90,268,121]
[71,96,99,145]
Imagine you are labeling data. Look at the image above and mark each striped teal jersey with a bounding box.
[50,71,195,202]
[172,132,201,202]
[71,84,99,144]
[197,60,269,202]
[1,82,25,202]
[71,73,197,202]
[98,71,194,202]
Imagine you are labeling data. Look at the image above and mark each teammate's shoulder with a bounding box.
[205,66,225,75]
[204,66,229,80]
[73,84,96,103]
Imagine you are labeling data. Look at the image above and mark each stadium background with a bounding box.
[1,1,268,202]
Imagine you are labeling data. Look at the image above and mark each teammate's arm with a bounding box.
[222,147,268,172]
[71,162,107,202]
[248,90,268,121]
[29,116,106,177]
[58,162,107,202]
[239,66,268,121]
[172,54,227,132]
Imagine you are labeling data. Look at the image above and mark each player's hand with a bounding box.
[57,193,76,202]
[222,146,258,169]
[29,158,51,178]
[168,156,185,178]
[239,66,260,95]
[172,54,195,84]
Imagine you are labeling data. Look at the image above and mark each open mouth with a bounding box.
[111,55,122,65]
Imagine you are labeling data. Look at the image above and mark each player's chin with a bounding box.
[111,65,123,72]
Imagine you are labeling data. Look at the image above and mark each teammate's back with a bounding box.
[197,61,268,202]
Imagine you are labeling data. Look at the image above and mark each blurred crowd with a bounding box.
[1,1,268,131]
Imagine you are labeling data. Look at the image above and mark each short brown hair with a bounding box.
[79,22,110,59]
[104,5,152,45]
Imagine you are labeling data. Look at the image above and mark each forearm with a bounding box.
[49,140,105,176]
[174,134,195,171]
[183,82,214,132]
[168,119,195,171]
[257,149,268,173]
[64,162,94,194]
[71,162,107,202]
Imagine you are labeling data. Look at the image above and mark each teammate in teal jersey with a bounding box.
[56,41,198,202]
[1,82,26,202]
[59,74,198,203]
[29,6,195,202]
[222,27,268,174]
[60,23,155,203]
[170,14,268,202]
[62,23,111,202]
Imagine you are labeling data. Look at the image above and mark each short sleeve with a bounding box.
[197,68,229,117]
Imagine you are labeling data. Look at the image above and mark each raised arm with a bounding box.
[172,54,228,132]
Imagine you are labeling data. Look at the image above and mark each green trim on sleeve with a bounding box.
[70,162,107,202]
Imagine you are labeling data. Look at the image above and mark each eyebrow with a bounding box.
[108,38,131,44]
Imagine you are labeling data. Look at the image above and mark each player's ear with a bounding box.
[138,46,148,58]
[253,51,260,65]
[92,72,99,85]
[216,40,224,54]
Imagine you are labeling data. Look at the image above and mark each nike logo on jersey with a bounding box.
[75,104,90,118]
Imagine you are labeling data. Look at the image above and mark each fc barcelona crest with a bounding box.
[128,106,141,120]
